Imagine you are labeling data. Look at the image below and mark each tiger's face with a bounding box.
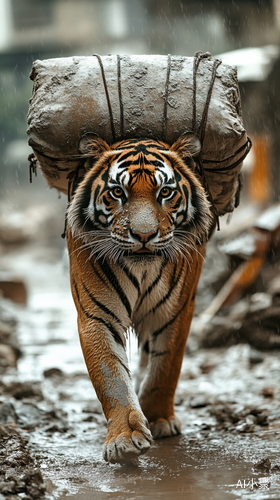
[68,134,212,262]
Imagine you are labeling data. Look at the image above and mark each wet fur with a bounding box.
[67,135,212,464]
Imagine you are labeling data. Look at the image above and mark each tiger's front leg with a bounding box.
[138,247,205,439]
[68,234,152,465]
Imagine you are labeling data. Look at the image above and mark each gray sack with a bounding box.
[27,53,251,217]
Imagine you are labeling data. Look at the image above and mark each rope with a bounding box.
[202,138,251,166]
[192,52,223,230]
[28,153,38,183]
[192,51,211,133]
[162,54,172,142]
[117,55,124,139]
[61,159,86,239]
[203,137,252,173]
[198,58,222,148]
[92,53,116,143]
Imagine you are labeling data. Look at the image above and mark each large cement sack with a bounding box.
[27,53,251,216]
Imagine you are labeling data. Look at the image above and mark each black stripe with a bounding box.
[135,260,167,311]
[179,171,198,211]
[75,165,105,232]
[150,350,170,358]
[79,300,125,348]
[151,260,185,314]
[152,293,189,339]
[82,281,123,326]
[122,264,140,294]
[73,278,124,346]
[111,353,131,378]
[98,260,132,318]
[91,259,109,288]
[116,139,167,150]
[152,262,198,338]
[72,278,130,376]
[72,278,80,302]
[143,340,149,354]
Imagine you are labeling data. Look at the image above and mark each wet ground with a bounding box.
[0,200,280,500]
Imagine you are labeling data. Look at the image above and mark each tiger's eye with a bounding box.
[160,187,171,197]
[112,187,124,198]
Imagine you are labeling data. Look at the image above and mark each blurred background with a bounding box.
[1,0,280,206]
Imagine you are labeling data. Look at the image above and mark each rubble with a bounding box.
[253,458,271,471]
[0,424,46,498]
[194,203,280,350]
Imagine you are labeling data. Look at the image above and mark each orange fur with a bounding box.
[67,136,212,464]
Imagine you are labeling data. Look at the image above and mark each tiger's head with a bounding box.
[67,134,213,262]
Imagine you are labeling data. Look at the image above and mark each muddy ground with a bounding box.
[0,195,280,500]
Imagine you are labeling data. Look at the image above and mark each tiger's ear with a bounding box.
[170,132,201,165]
[78,133,110,158]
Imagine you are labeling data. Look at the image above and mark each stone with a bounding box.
[0,402,17,425]
[253,458,271,471]
[0,481,16,494]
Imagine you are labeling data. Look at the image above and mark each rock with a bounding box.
[236,416,255,433]
[82,400,103,415]
[174,394,184,406]
[83,415,98,423]
[268,274,280,296]
[44,422,68,433]
[0,344,17,368]
[271,464,280,471]
[0,321,14,342]
[15,402,47,430]
[14,480,26,492]
[190,396,209,408]
[200,423,211,431]
[5,382,43,400]
[0,481,16,494]
[0,321,20,355]
[0,424,17,437]
[253,457,271,471]
[262,387,274,398]
[0,279,27,305]
[200,304,280,350]
[200,360,217,374]
[0,402,17,425]
[249,348,264,364]
[249,293,272,313]
[43,367,64,378]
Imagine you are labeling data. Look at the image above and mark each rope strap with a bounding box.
[92,53,116,143]
[162,54,172,142]
[28,153,38,183]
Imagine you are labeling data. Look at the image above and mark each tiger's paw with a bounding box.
[103,409,153,465]
[150,416,181,440]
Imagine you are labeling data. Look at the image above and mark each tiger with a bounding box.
[67,132,213,465]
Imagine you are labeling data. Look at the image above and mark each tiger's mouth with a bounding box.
[122,249,161,257]
[134,248,153,254]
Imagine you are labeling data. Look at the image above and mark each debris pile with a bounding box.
[193,203,280,350]
[0,424,45,499]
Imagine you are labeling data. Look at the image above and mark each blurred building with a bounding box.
[0,0,279,57]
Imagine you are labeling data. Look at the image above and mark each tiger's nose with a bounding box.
[130,229,158,243]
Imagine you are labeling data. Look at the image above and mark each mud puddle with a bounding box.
[0,231,280,499]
